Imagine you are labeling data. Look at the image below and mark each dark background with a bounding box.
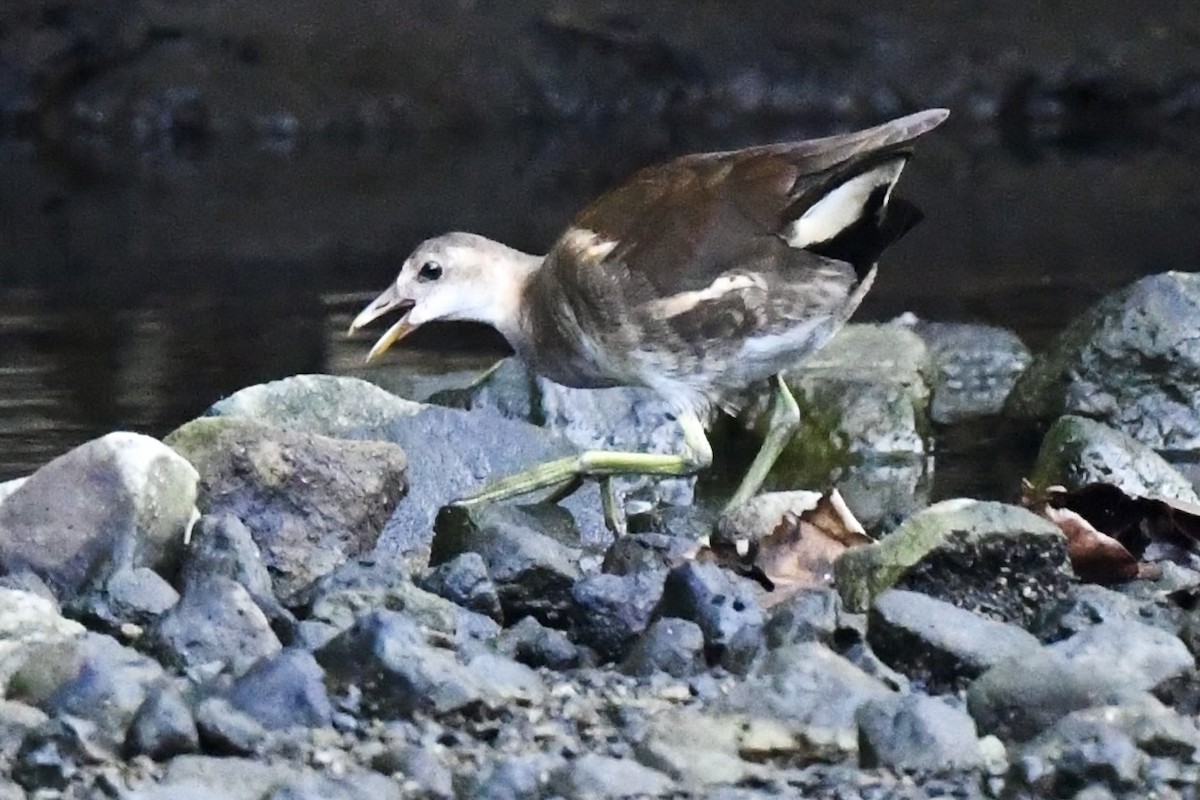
[3,0,1200,480]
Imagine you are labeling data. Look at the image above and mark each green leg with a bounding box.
[454,412,712,533]
[723,374,802,512]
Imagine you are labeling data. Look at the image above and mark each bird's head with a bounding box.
[348,232,539,362]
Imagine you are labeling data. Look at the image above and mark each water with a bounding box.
[4,121,1200,487]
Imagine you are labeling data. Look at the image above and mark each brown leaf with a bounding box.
[1042,504,1141,583]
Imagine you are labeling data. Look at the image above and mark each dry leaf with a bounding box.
[1041,504,1141,583]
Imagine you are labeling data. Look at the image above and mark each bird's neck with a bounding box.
[478,242,544,346]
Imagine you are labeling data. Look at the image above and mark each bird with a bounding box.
[349,108,948,531]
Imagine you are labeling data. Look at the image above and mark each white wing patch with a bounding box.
[561,228,619,261]
[651,273,766,318]
[782,159,907,249]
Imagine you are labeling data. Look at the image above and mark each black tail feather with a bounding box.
[806,192,923,281]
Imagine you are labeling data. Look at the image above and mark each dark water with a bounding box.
[4,119,1200,485]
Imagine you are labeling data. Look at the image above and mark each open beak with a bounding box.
[347,285,419,363]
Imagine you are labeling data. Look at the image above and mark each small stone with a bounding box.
[601,533,701,576]
[473,754,564,800]
[550,754,675,799]
[571,571,665,663]
[226,649,333,730]
[430,504,584,627]
[655,562,764,674]
[621,618,706,678]
[857,693,983,771]
[762,587,845,649]
[496,616,580,670]
[913,320,1032,424]
[867,589,1042,692]
[67,566,180,637]
[13,717,108,792]
[125,686,199,760]
[148,575,282,675]
[194,697,268,756]
[633,709,749,788]
[1047,619,1193,692]
[0,588,85,691]
[418,552,503,623]
[181,514,293,632]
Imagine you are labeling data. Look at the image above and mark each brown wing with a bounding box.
[552,108,948,300]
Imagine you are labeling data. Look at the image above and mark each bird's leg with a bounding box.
[723,374,802,512]
[453,412,712,533]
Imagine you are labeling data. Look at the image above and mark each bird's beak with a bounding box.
[347,285,419,363]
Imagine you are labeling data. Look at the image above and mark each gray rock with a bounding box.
[67,565,180,637]
[125,686,200,760]
[717,642,893,761]
[621,617,706,678]
[655,562,764,674]
[473,754,565,800]
[418,552,504,623]
[763,587,845,649]
[372,744,454,799]
[1007,271,1200,452]
[166,417,407,598]
[16,632,167,751]
[1047,619,1193,691]
[967,648,1157,742]
[194,697,268,756]
[181,514,292,629]
[913,320,1032,424]
[0,700,49,763]
[148,575,282,675]
[1009,698,1200,796]
[0,588,85,691]
[634,709,751,788]
[464,652,546,706]
[263,773,404,800]
[835,499,1071,628]
[571,571,665,663]
[1035,584,1143,641]
[434,356,696,507]
[496,616,580,670]
[549,753,675,799]
[432,504,582,627]
[128,755,310,800]
[300,558,500,646]
[13,717,109,792]
[601,533,700,576]
[0,432,198,597]
[0,570,57,607]
[856,693,984,771]
[0,477,25,507]
[226,649,332,730]
[1029,415,1200,502]
[316,610,484,718]
[868,589,1042,693]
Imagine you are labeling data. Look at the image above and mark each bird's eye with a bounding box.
[417,261,443,281]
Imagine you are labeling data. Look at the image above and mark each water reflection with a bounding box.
[3,123,1200,488]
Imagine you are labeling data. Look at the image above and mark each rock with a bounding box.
[147,575,282,675]
[867,589,1042,693]
[0,570,57,607]
[316,610,485,718]
[967,649,1158,742]
[1010,698,1200,796]
[655,562,765,674]
[570,571,665,663]
[0,477,25,507]
[717,642,893,761]
[473,754,565,800]
[549,753,675,799]
[226,649,333,730]
[165,417,407,598]
[835,499,1071,628]
[372,744,454,798]
[13,632,166,752]
[911,320,1032,424]
[601,533,700,576]
[418,552,504,623]
[207,374,424,438]
[1046,619,1193,691]
[463,652,546,707]
[66,566,180,638]
[194,697,269,756]
[1007,271,1200,452]
[496,616,581,670]
[181,514,293,631]
[433,356,696,507]
[128,755,310,800]
[762,587,845,649]
[431,504,582,627]
[1034,584,1144,642]
[298,558,500,646]
[1029,415,1200,502]
[634,709,751,788]
[0,432,198,597]
[125,686,200,760]
[0,700,49,763]
[13,716,111,792]
[620,617,706,678]
[0,588,85,691]
[261,772,404,800]
[856,693,984,771]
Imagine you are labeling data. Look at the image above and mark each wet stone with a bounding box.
[913,320,1032,425]
[654,562,765,675]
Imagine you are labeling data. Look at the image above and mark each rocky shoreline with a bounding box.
[1,271,1200,798]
